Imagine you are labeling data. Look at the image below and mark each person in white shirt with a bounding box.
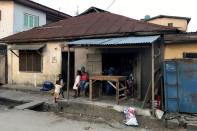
[54,80,62,103]
[72,70,81,98]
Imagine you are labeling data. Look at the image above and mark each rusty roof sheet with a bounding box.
[164,32,197,44]
[0,12,177,43]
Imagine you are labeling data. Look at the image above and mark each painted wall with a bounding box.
[7,42,63,86]
[13,3,46,33]
[164,43,197,59]
[147,18,188,32]
[0,1,14,39]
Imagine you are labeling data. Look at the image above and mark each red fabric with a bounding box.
[80,72,89,81]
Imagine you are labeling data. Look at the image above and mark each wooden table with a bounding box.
[89,75,127,104]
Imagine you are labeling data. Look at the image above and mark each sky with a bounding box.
[33,0,196,32]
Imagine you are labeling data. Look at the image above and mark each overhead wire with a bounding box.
[106,0,116,10]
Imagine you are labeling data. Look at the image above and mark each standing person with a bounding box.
[54,80,62,103]
[80,66,89,96]
[72,70,81,98]
[58,74,65,98]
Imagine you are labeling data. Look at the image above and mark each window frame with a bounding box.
[168,23,173,27]
[183,52,197,59]
[19,50,43,73]
[24,13,39,28]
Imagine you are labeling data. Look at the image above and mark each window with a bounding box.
[183,53,197,58]
[168,23,173,27]
[24,13,39,28]
[19,50,42,72]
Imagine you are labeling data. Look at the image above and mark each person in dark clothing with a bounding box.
[57,74,65,98]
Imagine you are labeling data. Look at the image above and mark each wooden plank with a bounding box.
[107,81,116,89]
[89,79,93,100]
[90,75,127,81]
[118,87,127,92]
[15,101,43,110]
[151,42,155,113]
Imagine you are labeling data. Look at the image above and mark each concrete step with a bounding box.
[15,101,44,110]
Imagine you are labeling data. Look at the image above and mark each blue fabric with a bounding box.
[40,81,54,91]
[80,80,89,91]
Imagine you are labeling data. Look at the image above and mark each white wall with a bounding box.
[0,1,14,39]
[13,3,46,34]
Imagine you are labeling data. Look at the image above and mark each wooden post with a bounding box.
[137,51,141,99]
[89,79,93,100]
[116,81,120,104]
[67,45,70,100]
[151,42,155,114]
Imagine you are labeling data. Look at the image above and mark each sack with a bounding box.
[123,107,138,126]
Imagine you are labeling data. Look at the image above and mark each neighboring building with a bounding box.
[164,32,197,59]
[144,15,190,32]
[0,0,71,84]
[0,0,71,39]
[78,6,107,16]
[0,10,178,101]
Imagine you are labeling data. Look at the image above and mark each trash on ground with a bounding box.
[155,109,164,120]
[123,107,138,126]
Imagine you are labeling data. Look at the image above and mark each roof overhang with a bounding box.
[67,36,160,46]
[9,44,45,50]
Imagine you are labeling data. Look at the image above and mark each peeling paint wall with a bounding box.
[164,43,197,59]
[7,42,63,86]
[74,48,101,75]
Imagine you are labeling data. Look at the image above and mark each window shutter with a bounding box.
[24,14,28,27]
[19,51,27,71]
[29,15,33,27]
[34,16,39,27]
[33,52,41,72]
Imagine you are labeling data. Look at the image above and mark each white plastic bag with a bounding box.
[123,107,138,126]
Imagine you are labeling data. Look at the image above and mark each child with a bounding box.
[54,80,62,103]
[72,70,81,98]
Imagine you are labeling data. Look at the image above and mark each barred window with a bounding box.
[19,50,42,72]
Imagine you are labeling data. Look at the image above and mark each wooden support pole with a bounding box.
[67,45,70,100]
[116,81,120,104]
[89,79,93,100]
[151,43,155,114]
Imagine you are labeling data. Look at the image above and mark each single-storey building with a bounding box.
[0,11,179,103]
[164,32,197,59]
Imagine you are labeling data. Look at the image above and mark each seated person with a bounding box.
[80,66,89,96]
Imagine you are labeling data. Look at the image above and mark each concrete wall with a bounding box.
[13,3,46,33]
[0,1,14,39]
[7,42,63,86]
[147,18,188,32]
[164,43,197,59]
[74,48,101,75]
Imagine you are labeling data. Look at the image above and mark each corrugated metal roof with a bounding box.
[9,44,45,50]
[0,12,176,43]
[68,36,160,46]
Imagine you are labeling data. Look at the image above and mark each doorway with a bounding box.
[61,52,75,90]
